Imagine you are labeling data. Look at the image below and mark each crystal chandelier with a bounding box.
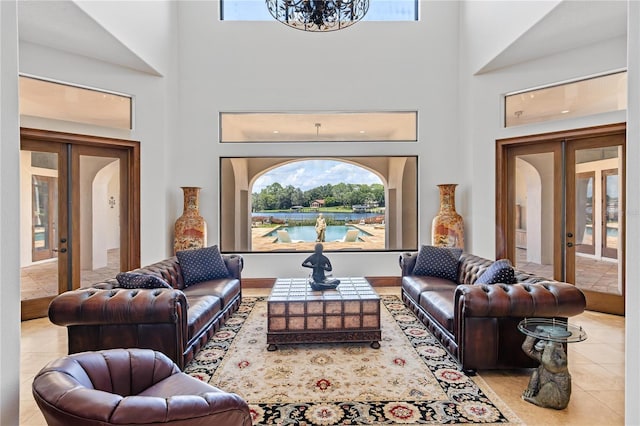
[266,0,370,32]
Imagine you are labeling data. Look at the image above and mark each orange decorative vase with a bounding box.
[174,187,207,254]
[431,184,464,249]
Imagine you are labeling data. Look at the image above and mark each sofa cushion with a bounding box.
[182,278,241,308]
[475,259,516,284]
[186,295,222,341]
[402,276,457,302]
[176,245,229,286]
[418,290,455,333]
[116,272,172,289]
[412,245,462,281]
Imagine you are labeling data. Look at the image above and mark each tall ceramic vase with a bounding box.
[174,187,207,254]
[431,184,464,249]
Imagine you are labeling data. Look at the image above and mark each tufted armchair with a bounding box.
[400,251,586,372]
[32,348,252,426]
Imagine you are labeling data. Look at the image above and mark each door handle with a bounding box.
[567,242,573,248]
[52,248,67,253]
[567,232,573,238]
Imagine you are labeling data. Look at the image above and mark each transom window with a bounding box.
[221,0,418,21]
[505,71,627,127]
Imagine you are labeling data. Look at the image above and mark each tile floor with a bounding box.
[19,287,625,425]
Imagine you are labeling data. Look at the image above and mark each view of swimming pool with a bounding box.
[267,225,369,242]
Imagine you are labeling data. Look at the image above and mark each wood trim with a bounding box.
[21,127,139,149]
[581,289,625,315]
[496,123,626,315]
[20,127,141,319]
[497,123,626,146]
[496,122,625,261]
[242,276,401,289]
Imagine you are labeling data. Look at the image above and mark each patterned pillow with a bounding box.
[116,272,172,289]
[176,245,229,286]
[475,259,516,284]
[412,245,463,281]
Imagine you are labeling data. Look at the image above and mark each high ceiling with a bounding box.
[16,0,628,137]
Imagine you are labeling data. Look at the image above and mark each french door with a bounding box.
[20,128,140,320]
[497,124,625,315]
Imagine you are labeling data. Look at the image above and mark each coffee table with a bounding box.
[267,277,381,351]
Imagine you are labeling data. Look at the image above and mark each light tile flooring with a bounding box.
[516,248,622,295]
[20,287,624,425]
[20,249,121,300]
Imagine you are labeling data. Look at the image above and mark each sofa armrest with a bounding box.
[49,288,188,326]
[399,252,418,277]
[454,282,586,318]
[224,254,243,280]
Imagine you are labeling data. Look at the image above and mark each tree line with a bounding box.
[252,182,385,211]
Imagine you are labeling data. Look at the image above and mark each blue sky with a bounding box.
[253,160,382,192]
[222,0,418,21]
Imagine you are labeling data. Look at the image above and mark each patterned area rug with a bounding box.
[185,296,521,425]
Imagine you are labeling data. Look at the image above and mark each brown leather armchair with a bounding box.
[32,348,252,426]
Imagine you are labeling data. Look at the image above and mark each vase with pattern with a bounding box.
[431,184,464,249]
[174,187,207,254]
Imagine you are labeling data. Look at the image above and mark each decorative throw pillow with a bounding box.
[116,272,172,289]
[412,245,463,281]
[475,259,516,284]
[176,245,229,286]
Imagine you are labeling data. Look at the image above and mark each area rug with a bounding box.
[185,296,521,425]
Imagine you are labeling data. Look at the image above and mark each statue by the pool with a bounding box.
[302,243,340,290]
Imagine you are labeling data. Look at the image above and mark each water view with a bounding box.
[252,211,382,223]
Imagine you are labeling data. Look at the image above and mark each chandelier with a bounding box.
[266,0,370,32]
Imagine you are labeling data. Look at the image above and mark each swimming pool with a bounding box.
[268,225,369,242]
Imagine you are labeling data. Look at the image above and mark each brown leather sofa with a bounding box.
[400,252,586,372]
[48,254,243,370]
[32,348,252,426]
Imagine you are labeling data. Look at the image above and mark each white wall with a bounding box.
[173,0,462,278]
[18,40,176,266]
[625,1,640,422]
[460,5,635,424]
[0,1,21,423]
[75,0,174,76]
[462,0,560,74]
[460,36,627,259]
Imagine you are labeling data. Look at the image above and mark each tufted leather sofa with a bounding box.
[400,252,586,372]
[48,255,243,370]
[32,348,252,426]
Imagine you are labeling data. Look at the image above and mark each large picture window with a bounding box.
[220,156,418,253]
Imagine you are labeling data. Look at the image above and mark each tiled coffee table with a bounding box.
[267,277,381,351]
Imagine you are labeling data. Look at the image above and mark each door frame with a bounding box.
[496,122,626,315]
[20,128,141,320]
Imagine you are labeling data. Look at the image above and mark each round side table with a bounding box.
[517,318,587,410]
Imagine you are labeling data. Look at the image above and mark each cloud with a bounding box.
[253,160,381,192]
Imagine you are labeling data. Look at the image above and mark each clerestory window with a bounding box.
[221,0,419,21]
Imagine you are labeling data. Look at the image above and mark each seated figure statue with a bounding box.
[302,243,340,290]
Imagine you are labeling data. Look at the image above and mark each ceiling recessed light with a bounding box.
[359,130,365,134]
[561,110,570,114]
[273,130,279,133]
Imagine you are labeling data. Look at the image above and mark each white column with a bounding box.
[0,1,22,424]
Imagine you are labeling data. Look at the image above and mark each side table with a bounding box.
[517,318,587,410]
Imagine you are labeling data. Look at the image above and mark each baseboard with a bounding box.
[242,276,401,288]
